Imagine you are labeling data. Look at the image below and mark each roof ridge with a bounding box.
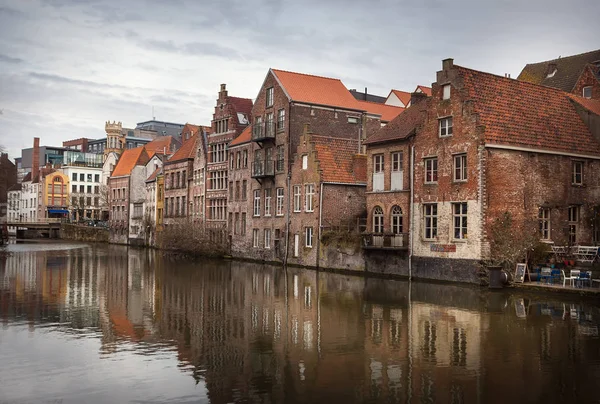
[272,68,343,82]
[228,95,253,101]
[358,99,403,107]
[524,48,600,66]
[456,64,574,95]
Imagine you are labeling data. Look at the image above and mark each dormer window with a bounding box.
[583,86,592,99]
[442,84,451,100]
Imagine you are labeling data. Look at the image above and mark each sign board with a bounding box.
[430,244,457,253]
[514,263,527,283]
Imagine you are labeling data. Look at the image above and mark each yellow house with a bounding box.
[42,170,70,219]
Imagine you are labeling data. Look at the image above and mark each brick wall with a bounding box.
[572,66,600,100]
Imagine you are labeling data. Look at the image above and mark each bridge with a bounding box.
[5,218,64,238]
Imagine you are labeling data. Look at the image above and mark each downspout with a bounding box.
[284,102,293,266]
[409,145,415,281]
[317,181,323,269]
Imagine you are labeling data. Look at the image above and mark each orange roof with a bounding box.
[568,93,600,116]
[365,99,430,145]
[111,146,150,177]
[313,135,366,184]
[415,85,432,96]
[357,100,404,122]
[144,136,173,157]
[458,65,600,156]
[167,134,198,163]
[230,125,252,147]
[272,69,362,110]
[146,167,161,182]
[389,89,412,106]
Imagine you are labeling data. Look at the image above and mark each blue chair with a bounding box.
[551,269,561,284]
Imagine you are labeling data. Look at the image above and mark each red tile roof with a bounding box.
[458,65,600,156]
[312,135,366,184]
[357,100,404,122]
[568,93,600,116]
[146,167,161,182]
[389,89,412,106]
[272,69,362,110]
[112,147,150,177]
[230,125,252,147]
[229,96,253,118]
[167,134,198,164]
[144,136,174,157]
[365,99,430,145]
[415,85,432,96]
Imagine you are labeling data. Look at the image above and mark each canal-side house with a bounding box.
[365,58,600,284]
[61,151,103,221]
[190,127,208,224]
[39,168,70,219]
[145,166,160,245]
[0,152,17,222]
[238,68,401,263]
[228,126,251,255]
[518,49,600,100]
[7,183,21,234]
[205,84,252,237]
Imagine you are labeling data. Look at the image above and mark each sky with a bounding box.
[0,0,598,160]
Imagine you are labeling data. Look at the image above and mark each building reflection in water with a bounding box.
[1,245,600,403]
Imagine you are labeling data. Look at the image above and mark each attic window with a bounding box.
[442,84,451,100]
[348,116,359,124]
[583,86,592,99]
[302,155,308,170]
[546,68,557,78]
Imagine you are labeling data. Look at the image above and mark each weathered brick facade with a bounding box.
[573,64,600,100]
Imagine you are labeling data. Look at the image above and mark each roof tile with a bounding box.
[230,125,252,147]
[167,134,198,163]
[357,100,404,122]
[365,98,429,145]
[111,147,150,177]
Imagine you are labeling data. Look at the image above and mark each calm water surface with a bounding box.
[1,242,599,403]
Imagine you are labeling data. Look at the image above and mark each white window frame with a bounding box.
[423,203,438,240]
[293,185,301,212]
[276,188,284,216]
[539,207,550,241]
[568,206,579,244]
[305,227,313,248]
[452,202,468,240]
[264,229,271,249]
[305,184,314,212]
[373,154,384,173]
[439,117,453,137]
[424,157,438,184]
[572,161,583,185]
[373,206,384,233]
[253,190,261,217]
[277,108,285,131]
[302,154,308,170]
[453,154,467,182]
[391,205,403,234]
[264,188,271,216]
[391,152,403,172]
[266,87,274,107]
[583,86,592,99]
[253,229,260,248]
[442,84,451,100]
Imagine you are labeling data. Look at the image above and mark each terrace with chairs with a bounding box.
[530,245,599,290]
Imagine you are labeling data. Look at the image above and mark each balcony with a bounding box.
[251,160,275,179]
[362,233,409,250]
[252,122,276,142]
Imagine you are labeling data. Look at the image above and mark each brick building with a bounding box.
[190,128,208,223]
[205,84,252,233]
[228,126,251,254]
[365,58,600,284]
[237,69,395,264]
[518,49,600,100]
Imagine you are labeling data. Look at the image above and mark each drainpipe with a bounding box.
[317,181,324,269]
[409,145,415,281]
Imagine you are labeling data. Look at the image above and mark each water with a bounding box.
[0,242,599,404]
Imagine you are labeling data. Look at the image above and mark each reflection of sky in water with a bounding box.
[5,241,89,253]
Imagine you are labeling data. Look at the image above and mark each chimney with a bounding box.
[547,62,557,77]
[410,91,428,106]
[442,58,454,71]
[32,137,40,179]
[219,83,227,99]
[364,87,368,100]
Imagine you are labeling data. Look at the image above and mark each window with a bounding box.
[572,161,583,185]
[348,116,359,124]
[276,145,284,172]
[305,227,313,248]
[266,112,274,137]
[72,185,77,193]
[264,189,271,216]
[583,86,592,99]
[87,185,92,193]
[209,170,227,190]
[94,174,100,182]
[439,117,453,137]
[442,84,451,100]
[133,203,143,218]
[235,181,240,200]
[424,204,438,239]
[208,198,227,220]
[253,190,261,216]
[391,152,403,190]
[373,206,384,233]
[266,87,274,107]
[568,206,579,244]
[264,229,271,249]
[242,180,247,200]
[277,109,285,131]
[72,173,77,181]
[87,174,92,182]
[293,185,301,212]
[79,173,85,181]
[391,152,403,172]
[391,205,403,234]
[454,154,467,182]
[253,229,260,248]
[305,184,314,212]
[215,118,229,134]
[209,143,227,163]
[425,158,438,183]
[539,207,550,240]
[302,154,308,170]
[276,188,284,216]
[453,202,468,239]
[236,152,241,169]
[242,150,248,168]
[229,181,234,200]
[373,154,384,173]
[79,185,85,193]
[241,213,247,236]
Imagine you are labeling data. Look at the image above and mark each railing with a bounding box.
[7,218,63,224]
[251,160,275,178]
[362,233,409,250]
[251,122,276,142]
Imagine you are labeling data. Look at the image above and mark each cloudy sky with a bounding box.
[0,0,598,160]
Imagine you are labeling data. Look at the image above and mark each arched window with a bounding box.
[373,206,384,233]
[391,205,403,234]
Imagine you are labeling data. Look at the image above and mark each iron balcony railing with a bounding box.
[362,233,409,250]
[251,160,275,178]
[251,122,276,142]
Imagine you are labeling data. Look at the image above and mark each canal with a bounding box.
[0,242,599,403]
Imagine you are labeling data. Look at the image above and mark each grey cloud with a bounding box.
[139,38,243,60]
[0,54,23,64]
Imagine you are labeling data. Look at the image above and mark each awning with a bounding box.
[48,209,69,214]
